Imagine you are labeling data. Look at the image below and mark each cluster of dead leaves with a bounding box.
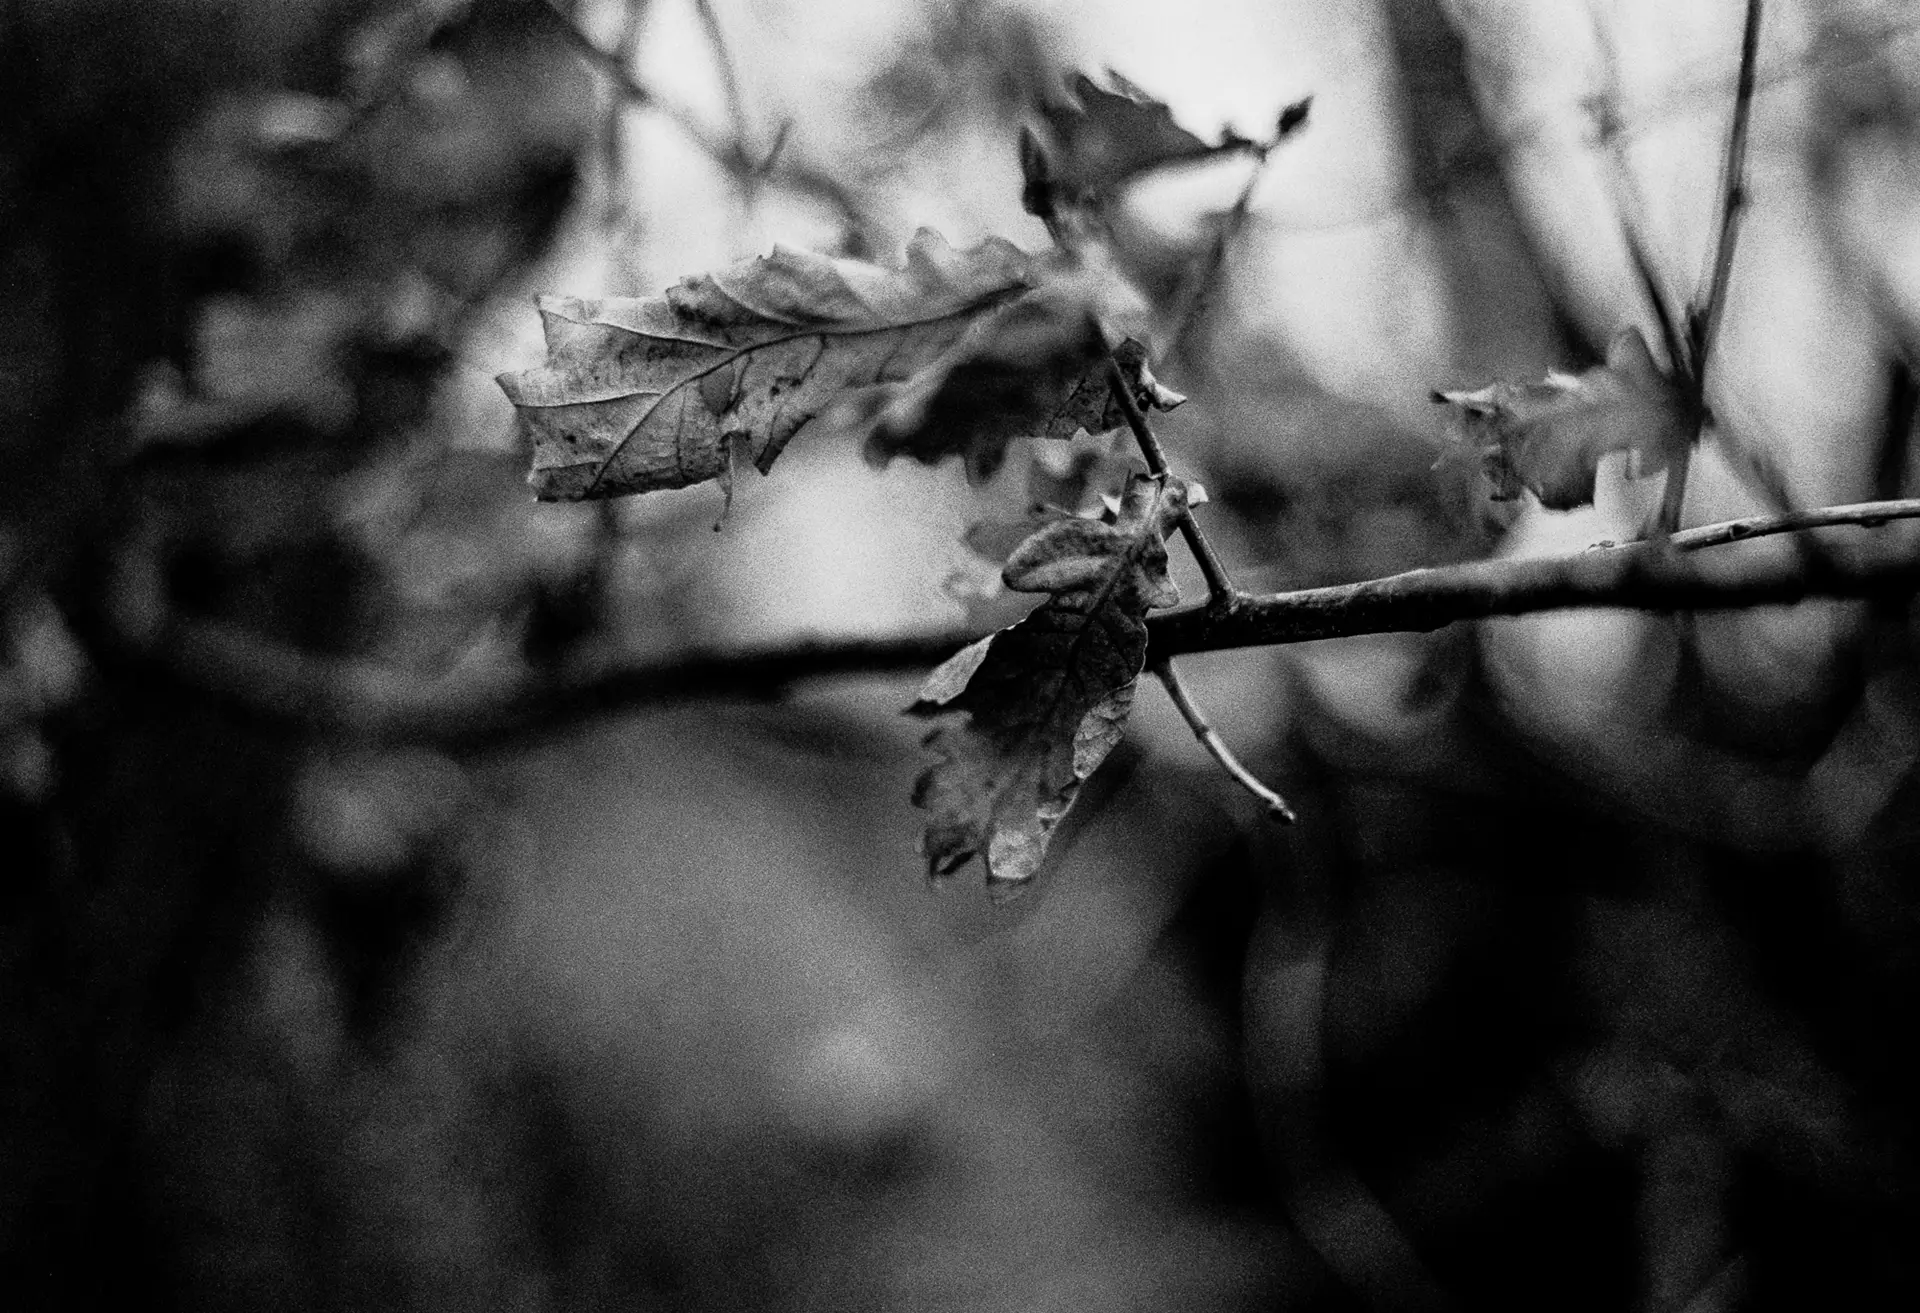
[495,68,1308,891]
[497,230,1179,501]
[492,226,1193,887]
[912,473,1191,888]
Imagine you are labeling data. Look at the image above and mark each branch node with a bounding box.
[1104,354,1238,605]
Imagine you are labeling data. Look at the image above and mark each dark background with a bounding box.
[3,1,1918,1308]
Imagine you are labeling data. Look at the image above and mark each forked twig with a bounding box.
[1153,658,1295,822]
[536,0,720,155]
[534,0,876,245]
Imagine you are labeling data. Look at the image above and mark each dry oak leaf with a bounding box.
[499,229,1181,499]
[911,472,1191,891]
[1431,326,1693,511]
[500,228,1036,500]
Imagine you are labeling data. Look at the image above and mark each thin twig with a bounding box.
[1166,104,1307,365]
[693,0,753,162]
[1665,497,1920,553]
[136,619,977,751]
[1104,355,1239,605]
[533,0,876,243]
[535,0,731,160]
[1694,0,1764,379]
[1153,658,1295,822]
[1655,0,1763,535]
[1588,6,1690,378]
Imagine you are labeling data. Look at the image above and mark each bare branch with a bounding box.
[1641,0,1762,535]
[1153,658,1295,822]
[1166,103,1309,364]
[139,618,976,751]
[535,0,874,238]
[1588,7,1690,378]
[1104,354,1239,605]
[536,0,727,159]
[1148,524,1920,657]
[1665,497,1920,553]
[111,500,1920,749]
[693,0,754,163]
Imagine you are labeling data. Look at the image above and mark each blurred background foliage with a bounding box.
[3,0,1920,1308]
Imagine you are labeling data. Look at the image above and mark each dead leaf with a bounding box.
[500,228,1035,500]
[911,473,1191,890]
[499,229,1180,500]
[1023,70,1261,219]
[1431,326,1694,511]
[863,326,1182,482]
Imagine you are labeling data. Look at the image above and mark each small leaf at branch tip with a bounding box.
[1431,325,1693,511]
[1276,97,1312,137]
[1025,68,1263,221]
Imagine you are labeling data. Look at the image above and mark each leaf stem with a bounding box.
[1104,355,1239,606]
[1153,658,1295,822]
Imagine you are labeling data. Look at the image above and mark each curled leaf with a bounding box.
[911,473,1191,891]
[500,228,1181,499]
[1432,326,1694,511]
[865,325,1182,483]
[500,228,1034,500]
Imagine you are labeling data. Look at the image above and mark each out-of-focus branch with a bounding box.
[534,0,875,237]
[536,0,725,159]
[1653,0,1762,532]
[1165,103,1309,364]
[692,0,753,167]
[139,618,976,751]
[1694,0,1763,379]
